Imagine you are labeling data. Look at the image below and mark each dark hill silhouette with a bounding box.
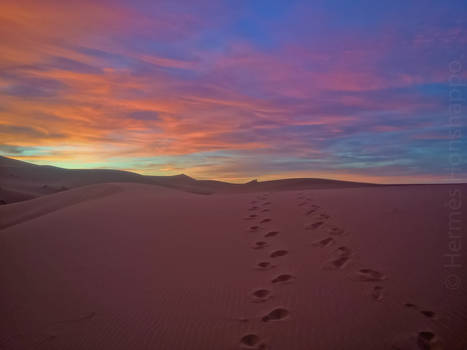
[0,155,376,204]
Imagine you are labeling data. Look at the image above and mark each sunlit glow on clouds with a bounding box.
[1,0,466,183]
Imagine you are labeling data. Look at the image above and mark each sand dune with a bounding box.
[1,179,466,349]
[0,156,376,205]
[0,183,123,230]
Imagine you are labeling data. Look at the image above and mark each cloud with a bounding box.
[0,144,27,155]
[0,0,466,183]
[127,110,160,121]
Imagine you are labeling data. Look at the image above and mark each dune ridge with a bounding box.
[0,183,123,230]
[0,156,376,205]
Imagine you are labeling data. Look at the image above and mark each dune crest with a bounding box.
[0,156,376,205]
[0,183,122,230]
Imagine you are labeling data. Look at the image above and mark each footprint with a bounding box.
[420,310,436,319]
[253,241,268,250]
[244,214,258,220]
[262,202,271,206]
[403,304,436,321]
[240,334,260,348]
[324,255,351,270]
[417,331,441,350]
[392,332,441,350]
[335,246,352,257]
[261,209,270,213]
[405,303,418,310]
[270,250,288,258]
[260,218,271,224]
[355,269,387,282]
[327,226,344,235]
[305,209,317,215]
[249,207,259,211]
[252,289,271,298]
[372,286,384,301]
[323,246,352,269]
[256,262,273,270]
[298,202,307,207]
[312,237,334,247]
[271,274,294,284]
[251,289,272,303]
[264,231,279,238]
[261,308,289,322]
[304,221,324,230]
[249,226,260,232]
[319,213,330,220]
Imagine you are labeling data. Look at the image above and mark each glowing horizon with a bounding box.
[1,0,466,183]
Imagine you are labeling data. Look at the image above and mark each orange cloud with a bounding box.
[0,1,461,183]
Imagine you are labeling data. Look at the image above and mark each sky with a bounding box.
[0,0,466,183]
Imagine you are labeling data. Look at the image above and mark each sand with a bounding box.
[0,155,376,204]
[1,159,466,349]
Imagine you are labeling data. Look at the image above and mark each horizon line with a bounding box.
[2,155,466,187]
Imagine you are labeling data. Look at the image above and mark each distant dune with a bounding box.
[0,156,376,205]
[1,156,466,349]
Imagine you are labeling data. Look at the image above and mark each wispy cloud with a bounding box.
[1,0,466,182]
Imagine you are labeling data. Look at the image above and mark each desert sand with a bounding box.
[1,157,466,349]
